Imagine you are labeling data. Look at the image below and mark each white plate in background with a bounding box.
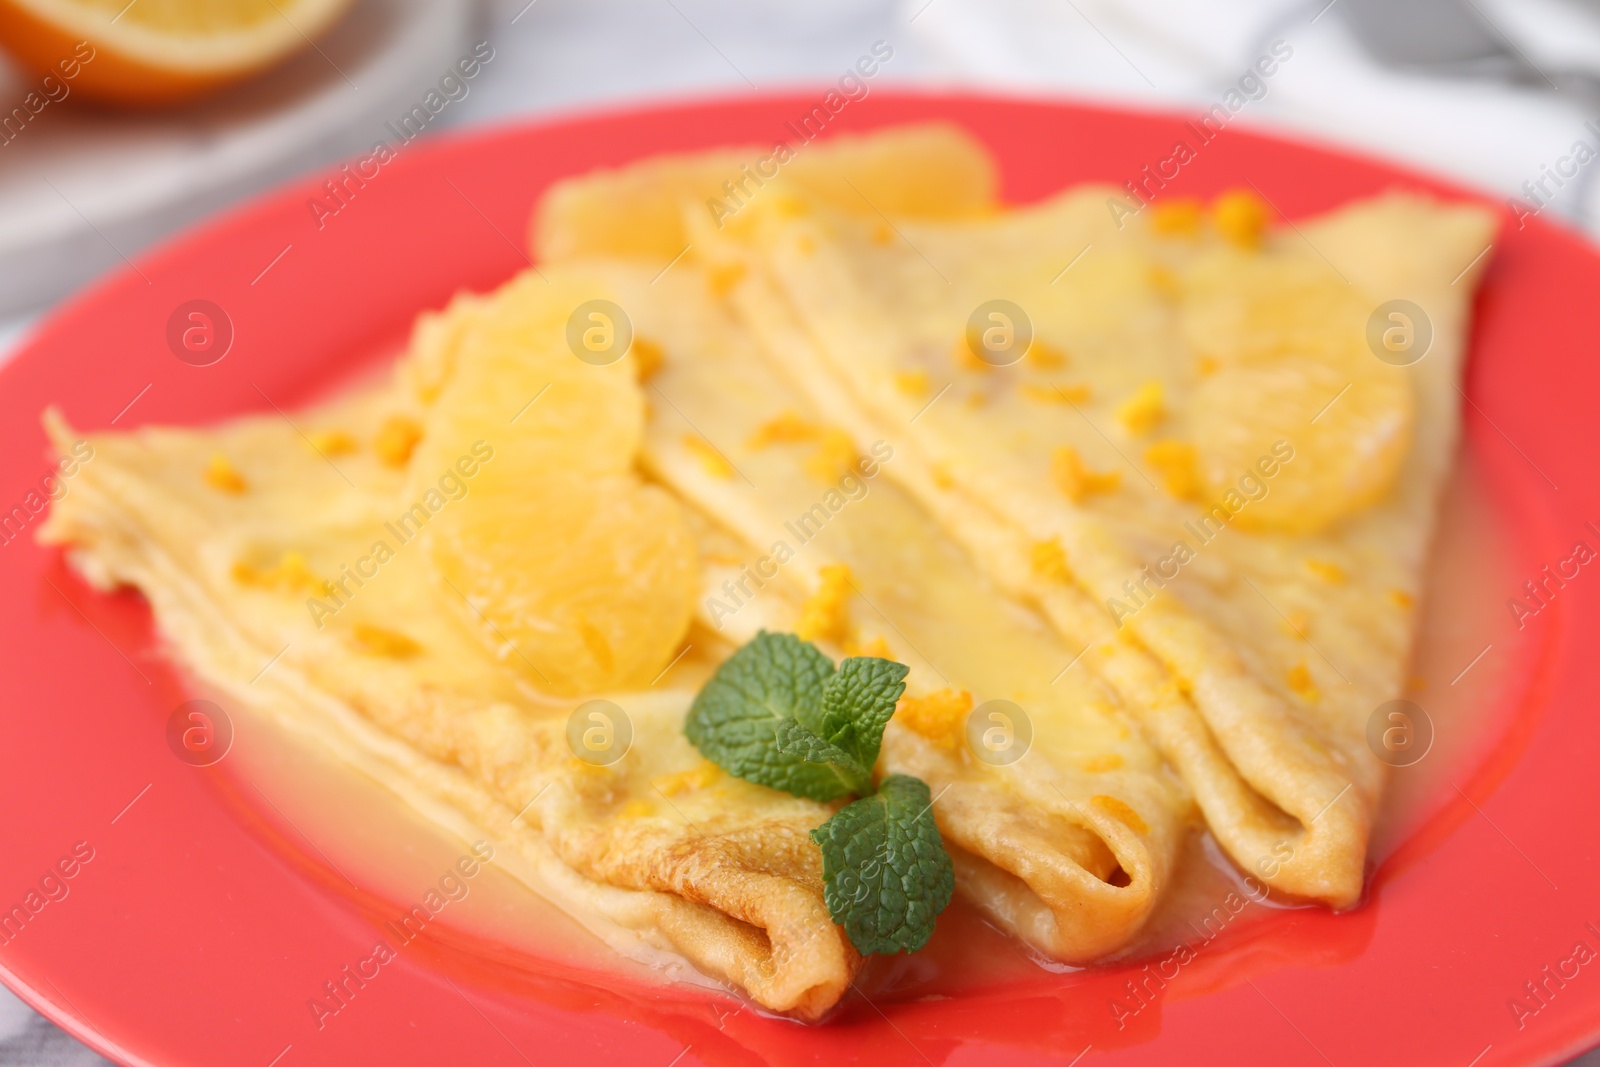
[0,0,475,318]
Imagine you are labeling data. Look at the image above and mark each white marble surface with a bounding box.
[4,0,1600,1063]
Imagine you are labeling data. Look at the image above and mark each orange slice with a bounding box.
[415,272,698,696]
[430,471,698,696]
[0,0,356,106]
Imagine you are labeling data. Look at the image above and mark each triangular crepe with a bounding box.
[531,122,997,265]
[40,275,864,1020]
[700,182,1496,906]
[581,259,1189,961]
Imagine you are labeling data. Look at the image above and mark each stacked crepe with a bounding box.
[40,124,1496,1018]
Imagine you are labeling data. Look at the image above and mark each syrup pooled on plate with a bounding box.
[217,447,1513,1010]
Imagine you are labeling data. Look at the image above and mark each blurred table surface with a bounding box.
[3,0,1600,1063]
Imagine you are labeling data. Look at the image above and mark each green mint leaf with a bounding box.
[772,718,872,796]
[684,631,852,801]
[818,656,909,772]
[809,774,954,955]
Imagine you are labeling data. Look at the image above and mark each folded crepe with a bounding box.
[39,274,869,1020]
[531,122,998,265]
[573,258,1189,962]
[691,180,1496,906]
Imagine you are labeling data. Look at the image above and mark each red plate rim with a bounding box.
[0,90,1593,1067]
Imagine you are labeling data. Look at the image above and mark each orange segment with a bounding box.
[1182,254,1413,534]
[417,273,697,696]
[412,273,643,481]
[430,472,697,695]
[1191,356,1410,534]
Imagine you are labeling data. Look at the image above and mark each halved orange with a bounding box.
[0,0,356,106]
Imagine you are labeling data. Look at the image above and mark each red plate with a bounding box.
[0,93,1593,1067]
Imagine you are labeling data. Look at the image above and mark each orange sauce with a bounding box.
[214,447,1516,1007]
[869,448,1517,997]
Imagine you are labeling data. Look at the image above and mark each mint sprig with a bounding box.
[684,632,861,800]
[684,631,954,955]
[772,719,871,795]
[811,774,953,955]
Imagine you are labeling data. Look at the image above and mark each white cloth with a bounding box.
[903,0,1600,228]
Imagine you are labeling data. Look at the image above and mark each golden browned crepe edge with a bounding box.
[37,407,864,1021]
[687,191,1489,907]
[684,518,1184,963]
